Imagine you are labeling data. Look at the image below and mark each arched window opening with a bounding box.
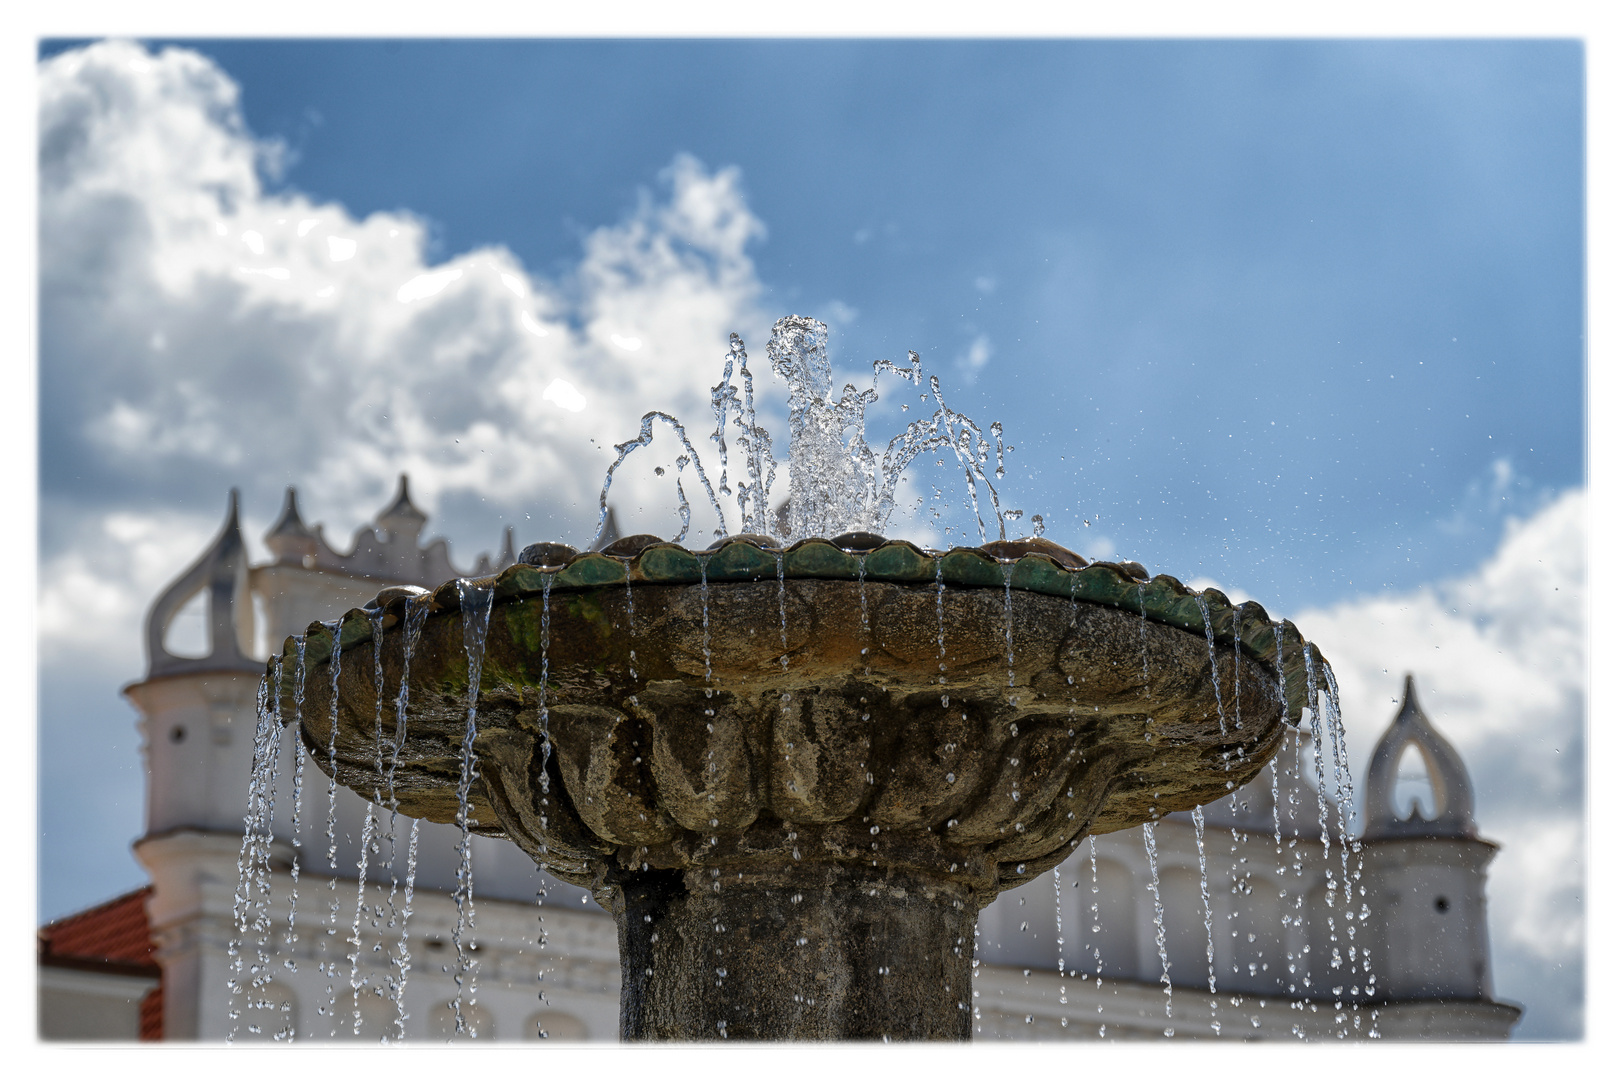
[1391,741,1438,820]
[161,588,210,659]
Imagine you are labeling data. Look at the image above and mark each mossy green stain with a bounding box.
[783,541,859,580]
[638,545,704,584]
[862,542,935,582]
[707,541,778,582]
[938,549,1002,588]
[557,553,627,589]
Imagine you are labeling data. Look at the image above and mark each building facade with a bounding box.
[39,482,1522,1041]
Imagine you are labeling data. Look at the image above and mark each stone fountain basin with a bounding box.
[277,537,1318,900]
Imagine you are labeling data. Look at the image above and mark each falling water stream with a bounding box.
[1196,595,1226,736]
[283,737,305,984]
[247,640,294,1038]
[1141,822,1173,1036]
[228,659,279,1041]
[451,579,495,1036]
[1192,805,1219,1036]
[387,595,431,1038]
[317,624,342,1034]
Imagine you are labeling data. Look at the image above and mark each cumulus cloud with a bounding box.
[36,40,786,915]
[1291,488,1585,1038]
[38,41,788,673]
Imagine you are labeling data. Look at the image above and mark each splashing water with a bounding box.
[710,332,777,534]
[387,595,431,1038]
[237,639,296,1039]
[283,735,306,983]
[1271,622,1291,846]
[533,869,551,1032]
[598,315,1018,545]
[1302,649,1333,866]
[1142,821,1172,1031]
[395,817,420,1042]
[451,579,495,1036]
[370,609,400,1040]
[1088,835,1105,1036]
[1320,665,1370,1030]
[317,623,343,1034]
[1053,867,1067,1010]
[250,682,286,1038]
[1196,595,1226,736]
[1323,672,1377,1028]
[1301,648,1353,1031]
[1322,667,1360,905]
[532,567,558,1045]
[344,608,395,1038]
[600,413,724,544]
[1192,805,1219,1036]
[348,798,377,1037]
[229,658,280,1041]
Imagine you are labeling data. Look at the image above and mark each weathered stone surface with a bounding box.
[613,861,981,1040]
[277,562,1306,1041]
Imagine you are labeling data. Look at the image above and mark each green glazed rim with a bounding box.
[279,536,1326,722]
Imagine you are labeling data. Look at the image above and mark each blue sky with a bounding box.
[39,37,1584,607]
[34,38,1587,1038]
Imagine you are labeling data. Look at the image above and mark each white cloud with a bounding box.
[1291,488,1584,1037]
[39,40,776,563]
[35,37,796,730]
[38,508,221,678]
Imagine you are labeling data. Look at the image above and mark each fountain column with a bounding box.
[613,857,983,1040]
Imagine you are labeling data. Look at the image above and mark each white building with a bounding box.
[38,482,1521,1041]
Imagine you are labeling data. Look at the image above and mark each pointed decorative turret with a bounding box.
[263,486,319,566]
[374,473,428,543]
[1358,674,1511,1017]
[498,525,517,568]
[141,490,261,679]
[1364,674,1476,839]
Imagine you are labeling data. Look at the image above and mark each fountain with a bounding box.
[260,315,1328,1041]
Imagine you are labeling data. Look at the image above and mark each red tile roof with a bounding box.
[139,984,164,1041]
[39,887,166,1040]
[39,887,160,975]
